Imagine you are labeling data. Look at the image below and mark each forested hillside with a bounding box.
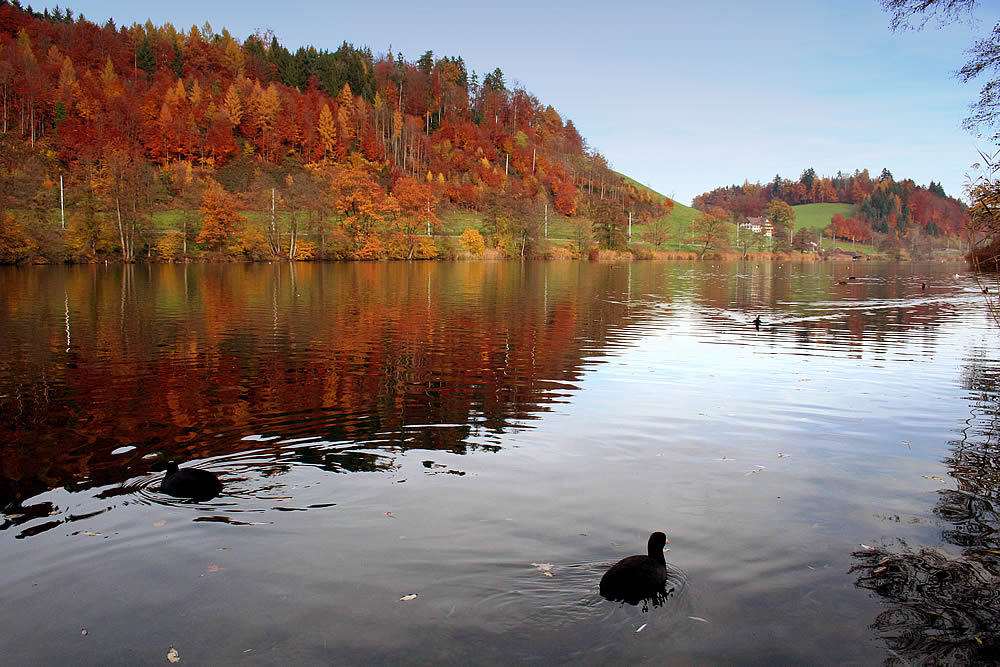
[0,2,671,262]
[694,168,968,253]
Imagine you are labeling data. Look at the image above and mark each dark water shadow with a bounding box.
[851,350,1000,664]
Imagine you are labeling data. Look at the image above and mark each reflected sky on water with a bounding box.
[1,259,998,664]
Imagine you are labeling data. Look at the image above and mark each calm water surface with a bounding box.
[2,260,999,664]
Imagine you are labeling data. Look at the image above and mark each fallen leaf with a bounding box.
[82,531,102,537]
[385,512,395,518]
[531,563,554,577]
[205,565,223,573]
[167,647,180,663]
[921,475,944,482]
[900,441,911,446]
[873,566,887,574]
[399,593,418,601]
[153,520,166,527]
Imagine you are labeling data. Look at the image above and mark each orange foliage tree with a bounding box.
[196,181,246,252]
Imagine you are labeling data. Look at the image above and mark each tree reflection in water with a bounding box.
[851,354,1000,664]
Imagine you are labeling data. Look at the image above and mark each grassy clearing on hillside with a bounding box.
[615,172,700,246]
[792,203,854,232]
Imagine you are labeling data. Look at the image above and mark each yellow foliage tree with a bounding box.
[459,227,485,255]
[318,104,337,159]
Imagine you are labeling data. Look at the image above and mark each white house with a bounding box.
[739,216,773,238]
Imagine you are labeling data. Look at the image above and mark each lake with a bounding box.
[2,259,999,664]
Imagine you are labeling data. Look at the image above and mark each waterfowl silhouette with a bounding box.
[600,531,670,606]
[752,315,762,329]
[160,462,222,501]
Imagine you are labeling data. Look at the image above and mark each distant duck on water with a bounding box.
[160,462,222,501]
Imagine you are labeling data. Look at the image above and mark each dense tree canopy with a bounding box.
[694,167,967,248]
[0,2,671,262]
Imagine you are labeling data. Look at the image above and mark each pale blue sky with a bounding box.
[73,0,999,204]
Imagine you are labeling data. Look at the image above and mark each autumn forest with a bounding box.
[0,2,973,265]
[0,2,676,264]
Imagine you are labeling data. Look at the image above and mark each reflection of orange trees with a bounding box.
[0,262,639,496]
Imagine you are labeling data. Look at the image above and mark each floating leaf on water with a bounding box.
[921,475,944,482]
[688,616,709,623]
[399,593,418,601]
[82,531,101,537]
[385,512,395,518]
[167,647,180,663]
[153,520,166,527]
[205,565,223,573]
[531,563,554,576]
[636,623,647,633]
[900,441,911,446]
[192,516,267,526]
[777,453,788,458]
[860,544,874,550]
[976,636,984,646]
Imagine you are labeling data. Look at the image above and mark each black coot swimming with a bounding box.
[600,531,670,606]
[160,462,222,501]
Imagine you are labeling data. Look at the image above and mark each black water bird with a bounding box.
[160,462,222,501]
[753,315,762,329]
[600,531,670,606]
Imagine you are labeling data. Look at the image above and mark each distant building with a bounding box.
[739,216,773,238]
